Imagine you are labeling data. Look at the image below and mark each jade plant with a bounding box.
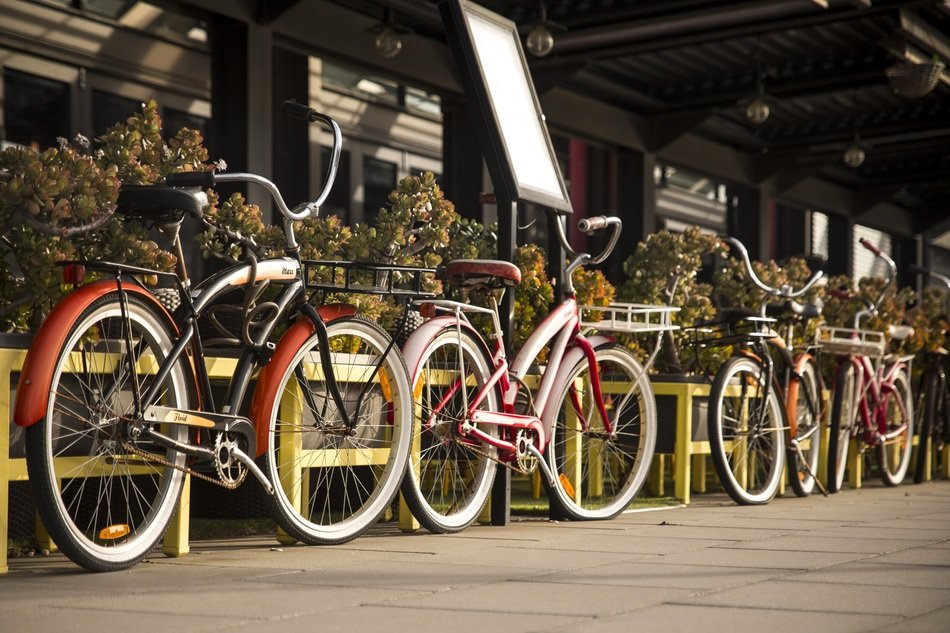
[617,227,725,374]
[0,100,211,331]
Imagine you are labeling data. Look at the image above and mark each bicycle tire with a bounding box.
[400,324,499,533]
[827,360,859,493]
[913,367,940,483]
[877,367,913,486]
[544,343,657,520]
[260,315,412,545]
[24,293,190,571]
[787,358,822,497]
[707,355,785,505]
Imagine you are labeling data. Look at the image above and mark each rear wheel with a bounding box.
[261,316,412,545]
[400,326,499,533]
[545,344,657,520]
[828,361,859,493]
[25,293,190,572]
[913,367,940,483]
[787,358,822,497]
[707,355,785,505]
[878,367,913,486]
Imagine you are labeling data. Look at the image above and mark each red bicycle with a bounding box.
[824,238,915,492]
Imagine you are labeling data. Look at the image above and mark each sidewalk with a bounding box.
[2,481,949,633]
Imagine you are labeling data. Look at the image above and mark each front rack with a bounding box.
[817,326,886,357]
[686,316,776,348]
[580,303,680,334]
[303,260,436,298]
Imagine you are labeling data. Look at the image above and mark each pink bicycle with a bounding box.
[824,237,915,491]
[399,215,677,532]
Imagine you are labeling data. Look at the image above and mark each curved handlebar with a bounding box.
[909,265,950,291]
[720,235,824,299]
[856,236,897,319]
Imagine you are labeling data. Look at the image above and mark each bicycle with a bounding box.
[399,214,677,533]
[909,266,949,484]
[697,236,825,505]
[824,237,915,492]
[13,102,427,571]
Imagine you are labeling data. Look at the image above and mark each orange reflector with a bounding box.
[379,370,393,401]
[63,263,85,285]
[558,473,576,499]
[413,372,426,400]
[418,303,436,319]
[99,524,130,540]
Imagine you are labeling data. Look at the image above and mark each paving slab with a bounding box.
[681,579,950,617]
[546,603,900,633]
[3,479,949,633]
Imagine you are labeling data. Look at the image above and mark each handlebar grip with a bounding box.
[578,216,619,234]
[165,172,216,188]
[282,99,317,122]
[858,237,882,256]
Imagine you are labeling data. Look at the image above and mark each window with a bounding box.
[655,164,727,233]
[320,146,351,223]
[3,68,70,149]
[362,156,397,224]
[323,62,399,106]
[809,211,829,260]
[853,224,892,281]
[163,107,208,138]
[92,90,141,137]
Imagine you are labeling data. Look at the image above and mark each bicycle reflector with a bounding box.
[419,303,436,319]
[62,263,86,285]
[98,524,130,540]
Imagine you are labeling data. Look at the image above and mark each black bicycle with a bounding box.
[14,101,430,571]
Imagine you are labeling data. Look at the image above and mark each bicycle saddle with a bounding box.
[443,259,521,288]
[116,184,207,223]
[888,324,915,341]
[766,299,823,320]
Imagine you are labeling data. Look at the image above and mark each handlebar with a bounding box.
[720,235,824,300]
[164,100,342,251]
[554,214,622,294]
[909,265,950,291]
[855,237,897,325]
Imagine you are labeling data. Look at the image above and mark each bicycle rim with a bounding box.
[708,356,785,505]
[788,359,821,497]
[878,368,913,486]
[401,326,498,533]
[828,361,858,493]
[25,294,189,571]
[545,344,657,520]
[262,316,412,544]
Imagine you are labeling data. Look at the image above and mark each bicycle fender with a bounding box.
[401,316,486,380]
[14,280,177,428]
[249,304,356,456]
[539,334,612,428]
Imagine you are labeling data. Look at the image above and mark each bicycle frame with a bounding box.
[837,353,910,444]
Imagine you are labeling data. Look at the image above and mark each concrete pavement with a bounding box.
[2,480,949,633]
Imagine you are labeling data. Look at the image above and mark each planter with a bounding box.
[649,374,713,505]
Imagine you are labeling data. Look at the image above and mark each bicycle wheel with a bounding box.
[24,293,190,572]
[877,367,913,486]
[400,325,499,533]
[545,344,657,520]
[707,355,785,505]
[913,367,941,483]
[787,358,822,497]
[827,360,859,493]
[261,315,412,544]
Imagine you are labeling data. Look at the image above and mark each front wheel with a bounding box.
[400,325,499,533]
[545,344,657,520]
[25,293,190,571]
[827,360,860,493]
[707,355,785,505]
[260,316,412,545]
[877,367,913,486]
[787,358,822,497]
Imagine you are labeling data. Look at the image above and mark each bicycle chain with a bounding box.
[119,438,243,490]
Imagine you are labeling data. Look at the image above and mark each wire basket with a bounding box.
[580,302,679,334]
[817,326,885,357]
[686,316,776,348]
[303,260,436,298]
